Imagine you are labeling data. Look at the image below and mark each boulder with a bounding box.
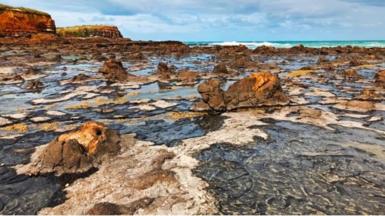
[99,58,136,82]
[155,62,175,80]
[197,79,226,112]
[28,121,121,175]
[224,72,288,110]
[375,70,385,87]
[177,70,199,85]
[196,72,288,111]
[0,4,56,37]
[212,63,229,74]
[343,69,362,81]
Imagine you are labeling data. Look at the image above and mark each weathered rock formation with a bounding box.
[177,70,200,85]
[375,70,385,87]
[155,62,175,80]
[0,4,56,37]
[57,25,123,39]
[197,72,288,111]
[99,58,137,82]
[19,121,121,176]
[212,63,229,74]
[343,69,362,81]
[197,79,226,111]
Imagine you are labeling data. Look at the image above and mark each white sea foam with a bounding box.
[210,41,295,48]
[204,41,385,48]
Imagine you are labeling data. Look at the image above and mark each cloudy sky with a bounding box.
[2,0,385,41]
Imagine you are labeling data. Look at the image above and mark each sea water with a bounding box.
[186,40,385,48]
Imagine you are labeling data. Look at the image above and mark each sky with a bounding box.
[2,0,385,41]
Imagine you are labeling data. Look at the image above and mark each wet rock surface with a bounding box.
[0,37,384,214]
[0,167,61,215]
[194,120,385,214]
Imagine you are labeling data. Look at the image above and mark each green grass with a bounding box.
[0,3,50,16]
[57,25,118,37]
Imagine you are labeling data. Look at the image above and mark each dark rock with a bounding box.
[99,58,136,82]
[71,73,90,82]
[24,79,44,91]
[197,79,226,112]
[212,63,229,74]
[155,62,175,80]
[87,197,154,215]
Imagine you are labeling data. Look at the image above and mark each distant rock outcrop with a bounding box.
[0,4,56,37]
[57,25,123,39]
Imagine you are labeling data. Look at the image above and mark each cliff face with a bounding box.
[57,25,123,39]
[0,4,56,37]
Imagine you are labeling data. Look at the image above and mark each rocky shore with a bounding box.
[0,5,385,216]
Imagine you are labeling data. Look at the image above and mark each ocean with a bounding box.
[185,40,385,48]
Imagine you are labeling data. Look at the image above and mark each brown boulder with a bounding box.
[375,70,385,87]
[197,79,226,111]
[32,121,121,175]
[99,58,136,82]
[177,70,199,85]
[212,63,229,74]
[196,72,288,111]
[225,72,288,110]
[155,62,175,80]
[343,69,362,81]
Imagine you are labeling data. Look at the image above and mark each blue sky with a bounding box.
[2,0,385,41]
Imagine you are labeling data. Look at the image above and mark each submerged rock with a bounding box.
[71,73,90,82]
[197,72,288,111]
[86,198,155,215]
[99,58,136,82]
[20,121,121,175]
[24,79,44,91]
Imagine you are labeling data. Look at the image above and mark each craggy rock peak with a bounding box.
[99,58,137,82]
[20,121,121,176]
[0,4,56,37]
[57,25,123,39]
[197,72,288,111]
